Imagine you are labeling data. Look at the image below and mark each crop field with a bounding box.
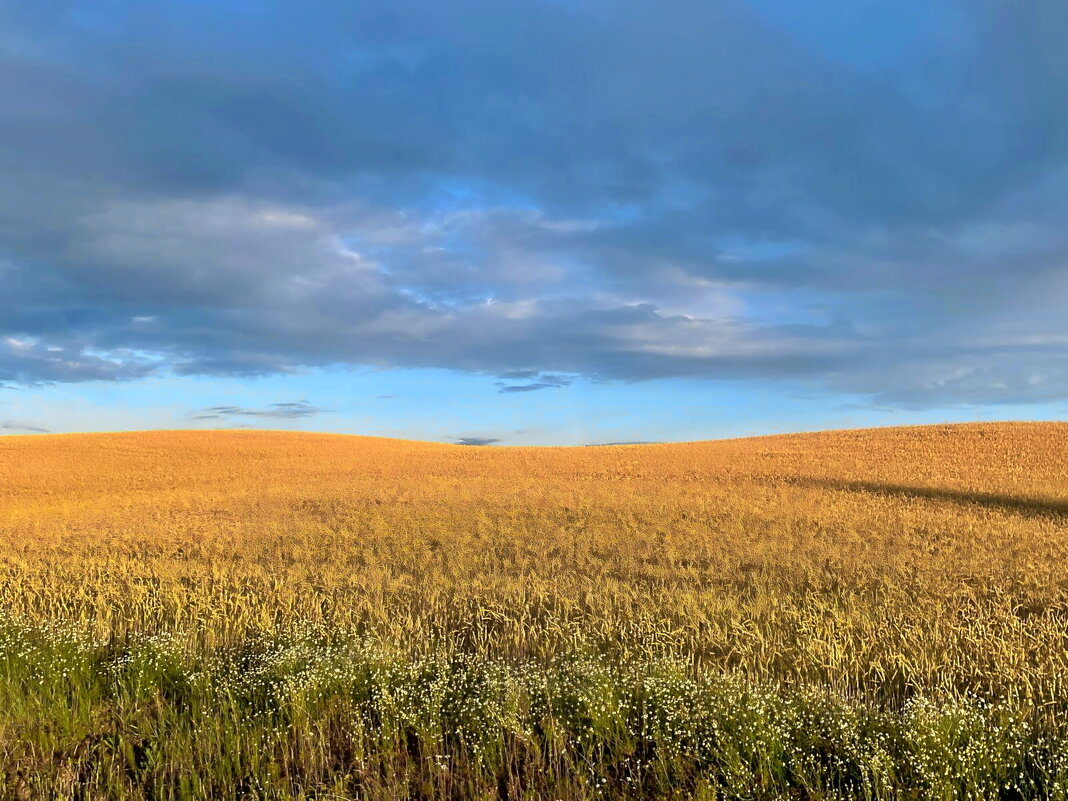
[1,422,1067,800]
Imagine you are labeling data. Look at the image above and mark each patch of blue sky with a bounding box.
[3,368,1064,444]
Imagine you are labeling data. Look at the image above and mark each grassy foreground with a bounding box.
[1,423,1067,799]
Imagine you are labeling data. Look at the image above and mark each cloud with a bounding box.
[193,401,330,420]
[0,336,158,384]
[498,373,572,393]
[499,384,558,393]
[0,1,1066,408]
[455,436,500,446]
[1,420,50,433]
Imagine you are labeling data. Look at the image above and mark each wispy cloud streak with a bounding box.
[193,401,330,421]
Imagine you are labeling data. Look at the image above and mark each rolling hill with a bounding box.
[1,422,1066,799]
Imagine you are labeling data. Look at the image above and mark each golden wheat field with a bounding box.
[2,422,1067,799]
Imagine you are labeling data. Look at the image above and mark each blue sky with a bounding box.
[1,1,1066,444]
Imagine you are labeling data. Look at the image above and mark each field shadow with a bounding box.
[782,476,1068,520]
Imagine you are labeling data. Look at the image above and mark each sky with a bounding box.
[1,0,1067,444]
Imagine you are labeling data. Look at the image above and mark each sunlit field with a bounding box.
[2,423,1067,799]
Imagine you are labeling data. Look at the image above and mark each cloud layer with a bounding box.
[1,1,1067,407]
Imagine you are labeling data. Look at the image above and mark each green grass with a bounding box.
[3,619,1067,800]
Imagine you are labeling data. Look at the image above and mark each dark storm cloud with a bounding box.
[1,0,1067,406]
